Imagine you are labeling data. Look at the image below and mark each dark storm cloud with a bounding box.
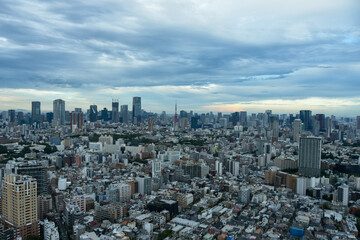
[0,0,359,113]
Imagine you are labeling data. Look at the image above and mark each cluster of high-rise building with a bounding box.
[1,97,142,129]
[0,102,360,239]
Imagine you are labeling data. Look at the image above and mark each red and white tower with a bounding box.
[174,101,178,124]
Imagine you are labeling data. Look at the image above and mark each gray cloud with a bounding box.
[0,0,359,114]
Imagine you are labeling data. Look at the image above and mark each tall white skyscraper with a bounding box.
[215,160,223,176]
[136,176,152,195]
[299,137,321,177]
[152,160,162,178]
[293,119,302,142]
[53,99,65,126]
[338,184,349,206]
[229,160,240,176]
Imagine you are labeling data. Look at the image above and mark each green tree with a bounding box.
[44,145,57,154]
[157,230,173,240]
[0,145,7,154]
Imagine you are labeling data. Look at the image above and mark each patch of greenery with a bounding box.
[322,152,335,159]
[44,144,57,154]
[89,133,100,142]
[0,145,7,154]
[179,139,206,146]
[129,158,148,164]
[157,229,173,240]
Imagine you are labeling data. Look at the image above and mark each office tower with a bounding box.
[89,105,97,122]
[132,97,141,123]
[101,108,109,121]
[1,174,39,239]
[46,112,53,123]
[215,160,223,176]
[7,163,48,195]
[293,119,302,142]
[191,116,199,129]
[240,111,247,126]
[38,195,53,220]
[229,160,240,176]
[357,116,360,130]
[264,143,272,165]
[136,176,152,195]
[8,109,15,123]
[315,114,326,132]
[296,177,309,195]
[264,110,272,127]
[232,112,239,126]
[299,110,312,131]
[299,137,321,177]
[338,184,349,206]
[53,99,65,126]
[112,100,119,123]
[152,160,162,178]
[121,105,128,123]
[71,110,84,131]
[269,115,279,137]
[119,183,131,202]
[238,186,250,204]
[31,101,41,124]
[16,111,24,125]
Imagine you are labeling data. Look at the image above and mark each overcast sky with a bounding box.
[0,0,359,115]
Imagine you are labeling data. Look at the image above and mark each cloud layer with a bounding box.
[0,0,359,115]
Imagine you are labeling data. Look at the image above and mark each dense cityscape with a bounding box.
[0,97,360,240]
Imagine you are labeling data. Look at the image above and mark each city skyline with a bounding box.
[1,97,360,117]
[0,0,359,115]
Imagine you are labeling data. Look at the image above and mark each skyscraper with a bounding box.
[315,114,326,132]
[132,97,141,123]
[8,109,15,123]
[136,176,152,195]
[264,110,272,127]
[101,108,109,121]
[53,99,65,126]
[300,110,313,131]
[269,115,279,137]
[299,137,321,177]
[338,184,349,206]
[7,163,48,195]
[1,174,39,239]
[89,105,98,122]
[121,105,128,123]
[357,116,360,130]
[71,110,84,131]
[240,111,247,126]
[112,100,119,123]
[293,119,302,142]
[31,101,41,124]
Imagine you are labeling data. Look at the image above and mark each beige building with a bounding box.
[1,174,39,239]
